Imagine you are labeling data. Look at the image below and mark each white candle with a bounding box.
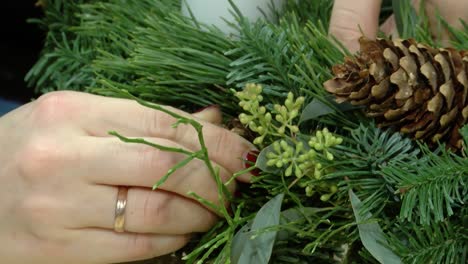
[181,0,285,35]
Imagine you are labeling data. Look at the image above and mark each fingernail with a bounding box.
[193,104,220,113]
[243,150,261,176]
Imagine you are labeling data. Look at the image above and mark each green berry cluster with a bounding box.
[235,83,305,146]
[265,128,343,200]
[235,84,343,201]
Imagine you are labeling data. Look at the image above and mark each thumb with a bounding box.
[329,0,383,53]
[192,105,223,125]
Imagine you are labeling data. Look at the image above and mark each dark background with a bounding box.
[1,1,43,103]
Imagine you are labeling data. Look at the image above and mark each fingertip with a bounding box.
[237,149,260,183]
[192,105,222,125]
[329,0,383,52]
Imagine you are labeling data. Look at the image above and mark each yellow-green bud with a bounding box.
[257,126,265,134]
[330,185,338,193]
[266,159,276,167]
[285,165,293,176]
[275,160,284,168]
[276,114,284,122]
[273,141,281,152]
[290,110,298,119]
[296,141,304,152]
[274,104,281,112]
[290,126,299,133]
[280,140,289,149]
[296,96,305,106]
[298,154,307,162]
[278,126,285,135]
[255,84,262,94]
[306,186,314,197]
[253,136,264,145]
[239,113,249,124]
[314,168,321,179]
[295,166,303,178]
[335,137,343,144]
[280,106,288,116]
[259,106,266,114]
[308,150,316,158]
[320,194,332,202]
[249,122,258,130]
[316,130,323,140]
[313,143,323,151]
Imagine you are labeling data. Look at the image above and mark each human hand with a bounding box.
[329,0,468,52]
[0,91,255,264]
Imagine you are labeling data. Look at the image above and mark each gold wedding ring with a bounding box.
[114,187,128,233]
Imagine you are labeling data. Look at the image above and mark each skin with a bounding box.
[1,1,466,263]
[0,91,254,264]
[329,0,468,52]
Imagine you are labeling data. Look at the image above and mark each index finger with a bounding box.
[72,92,256,182]
[329,0,383,53]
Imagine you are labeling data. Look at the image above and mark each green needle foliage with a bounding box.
[28,0,468,263]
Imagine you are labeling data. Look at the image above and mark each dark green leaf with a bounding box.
[299,98,335,123]
[277,207,322,240]
[349,190,402,264]
[231,193,284,264]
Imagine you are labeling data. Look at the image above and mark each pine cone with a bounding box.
[324,37,468,149]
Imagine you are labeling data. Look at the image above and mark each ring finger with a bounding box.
[69,184,219,234]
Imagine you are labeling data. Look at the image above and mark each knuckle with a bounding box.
[212,128,231,159]
[142,193,171,227]
[19,196,57,239]
[329,8,362,39]
[137,146,178,178]
[329,23,361,41]
[125,234,155,259]
[33,91,78,123]
[143,110,177,139]
[18,138,63,179]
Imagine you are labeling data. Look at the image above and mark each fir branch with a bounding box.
[382,144,467,225]
[26,0,96,93]
[330,123,420,217]
[388,217,467,264]
[25,33,96,93]
[282,0,334,27]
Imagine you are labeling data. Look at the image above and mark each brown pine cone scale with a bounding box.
[324,37,468,149]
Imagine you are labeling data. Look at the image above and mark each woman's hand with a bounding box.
[329,0,468,52]
[0,91,255,264]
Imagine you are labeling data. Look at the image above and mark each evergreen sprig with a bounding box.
[331,123,420,217]
[382,144,468,225]
[28,0,468,263]
[388,217,467,264]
